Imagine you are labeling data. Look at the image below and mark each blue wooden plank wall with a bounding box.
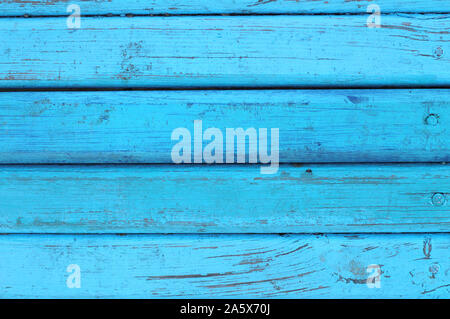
[0,1,448,299]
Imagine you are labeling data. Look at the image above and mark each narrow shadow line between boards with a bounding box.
[2,12,450,19]
[1,86,450,93]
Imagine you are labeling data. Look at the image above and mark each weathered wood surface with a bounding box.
[1,0,449,16]
[1,1,449,300]
[0,234,448,298]
[0,89,448,163]
[0,164,448,233]
[0,15,448,88]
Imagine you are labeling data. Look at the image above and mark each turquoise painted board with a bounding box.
[0,1,449,300]
[0,234,448,298]
[0,89,448,163]
[0,164,448,233]
[0,0,449,16]
[0,15,448,88]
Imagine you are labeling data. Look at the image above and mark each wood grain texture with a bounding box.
[0,15,448,88]
[0,89,449,163]
[1,0,449,16]
[0,234,448,298]
[0,164,448,233]
[1,2,449,301]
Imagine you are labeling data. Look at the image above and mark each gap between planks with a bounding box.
[4,13,450,19]
[3,86,450,92]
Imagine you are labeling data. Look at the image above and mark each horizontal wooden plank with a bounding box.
[0,15,448,88]
[1,0,449,16]
[0,164,448,233]
[0,234,448,298]
[1,89,449,163]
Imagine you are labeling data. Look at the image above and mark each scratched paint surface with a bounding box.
[0,234,448,298]
[0,15,449,88]
[0,164,448,233]
[0,1,449,299]
[0,89,448,163]
[1,0,449,15]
